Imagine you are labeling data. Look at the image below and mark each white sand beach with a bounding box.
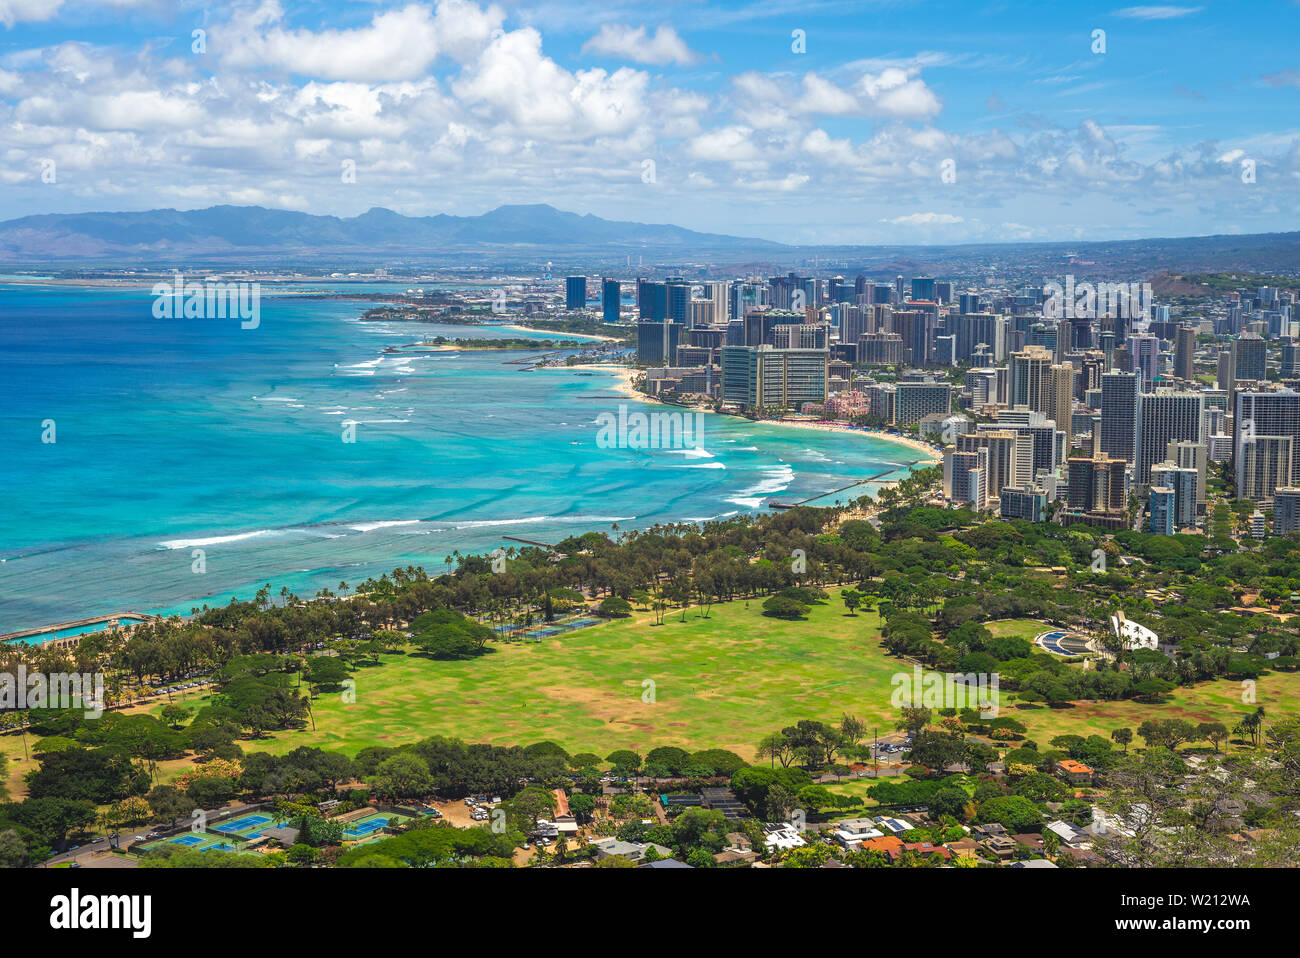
[576,365,942,466]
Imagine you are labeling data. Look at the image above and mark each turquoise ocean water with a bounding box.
[0,281,927,633]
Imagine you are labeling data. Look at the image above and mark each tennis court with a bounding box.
[342,815,392,839]
[214,813,272,834]
[144,830,242,853]
[522,616,602,640]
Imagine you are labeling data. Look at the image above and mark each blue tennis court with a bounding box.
[343,817,390,838]
[170,834,205,846]
[215,814,272,834]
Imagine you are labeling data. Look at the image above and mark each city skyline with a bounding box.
[2,0,1299,244]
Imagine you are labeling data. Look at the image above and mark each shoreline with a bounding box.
[573,364,942,465]
[758,419,943,464]
[6,361,927,639]
[497,324,619,342]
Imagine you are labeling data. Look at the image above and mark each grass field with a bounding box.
[248,599,901,761]
[6,606,1295,792]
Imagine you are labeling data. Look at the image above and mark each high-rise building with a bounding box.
[719,344,828,412]
[566,276,587,310]
[1047,362,1075,448]
[1009,346,1053,412]
[1233,333,1267,382]
[602,278,620,323]
[896,382,953,428]
[636,321,681,367]
[955,313,1007,364]
[945,448,988,510]
[666,280,691,324]
[1284,340,1300,379]
[989,408,1065,475]
[955,430,1030,496]
[1128,333,1160,387]
[772,323,829,349]
[1100,372,1139,464]
[1239,435,1293,504]
[1162,440,1207,513]
[1063,452,1128,527]
[1149,462,1198,529]
[999,485,1048,522]
[1233,390,1300,501]
[1272,487,1300,535]
[1149,486,1176,535]
[1136,390,1204,485]
[1174,325,1197,381]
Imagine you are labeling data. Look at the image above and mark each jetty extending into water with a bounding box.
[768,470,900,510]
[1,613,157,650]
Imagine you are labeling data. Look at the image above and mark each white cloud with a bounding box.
[581,23,698,66]
[882,212,965,225]
[1112,6,1203,19]
[857,68,942,119]
[686,125,760,162]
[1,0,152,29]
[454,27,650,138]
[216,1,502,82]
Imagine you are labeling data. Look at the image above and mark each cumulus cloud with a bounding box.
[215,1,503,82]
[581,23,698,66]
[856,67,942,119]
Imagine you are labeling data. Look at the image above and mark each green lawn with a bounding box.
[77,605,1300,771]
[231,599,906,761]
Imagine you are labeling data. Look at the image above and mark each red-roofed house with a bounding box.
[1056,760,1094,785]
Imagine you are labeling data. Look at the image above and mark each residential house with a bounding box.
[944,836,982,859]
[831,818,886,850]
[1056,760,1094,785]
[1045,820,1087,845]
[591,838,672,863]
[983,835,1018,860]
[764,823,807,851]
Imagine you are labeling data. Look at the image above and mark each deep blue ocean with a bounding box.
[0,280,926,632]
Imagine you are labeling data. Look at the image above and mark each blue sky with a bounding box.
[1,0,1298,244]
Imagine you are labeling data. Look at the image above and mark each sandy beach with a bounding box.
[576,363,642,399]
[499,324,619,342]
[575,364,942,466]
[759,419,943,464]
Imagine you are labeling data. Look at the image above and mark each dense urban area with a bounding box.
[5,264,1300,872]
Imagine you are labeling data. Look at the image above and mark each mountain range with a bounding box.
[0,203,783,263]
[2,204,1300,278]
